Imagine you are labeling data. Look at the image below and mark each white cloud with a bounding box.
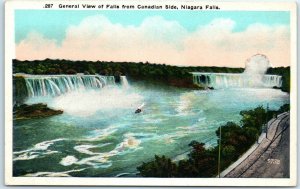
[16,16,290,67]
[16,31,60,59]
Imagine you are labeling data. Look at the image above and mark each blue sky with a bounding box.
[15,10,290,43]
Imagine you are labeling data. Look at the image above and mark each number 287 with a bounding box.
[44,4,53,8]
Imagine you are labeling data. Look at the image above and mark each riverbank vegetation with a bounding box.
[13,59,290,92]
[13,59,244,89]
[136,104,289,177]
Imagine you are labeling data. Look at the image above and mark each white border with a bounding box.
[4,0,297,186]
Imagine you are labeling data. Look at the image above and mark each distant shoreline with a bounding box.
[13,59,290,92]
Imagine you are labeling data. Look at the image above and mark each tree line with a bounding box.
[13,59,289,92]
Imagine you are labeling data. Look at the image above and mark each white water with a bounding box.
[47,87,143,117]
[13,138,65,161]
[192,73,282,89]
[24,168,86,177]
[15,74,117,97]
[15,85,289,177]
[13,60,289,177]
[17,74,141,117]
[243,54,272,87]
[192,54,282,89]
[57,133,142,168]
[60,156,79,166]
[120,76,130,89]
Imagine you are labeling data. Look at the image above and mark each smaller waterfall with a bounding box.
[120,76,129,89]
[14,74,121,97]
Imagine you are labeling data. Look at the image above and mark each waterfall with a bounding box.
[192,73,282,89]
[192,54,282,89]
[14,74,121,97]
[120,76,129,89]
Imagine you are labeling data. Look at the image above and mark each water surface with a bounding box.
[13,82,289,177]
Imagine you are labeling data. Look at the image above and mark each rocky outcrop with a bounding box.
[14,103,63,120]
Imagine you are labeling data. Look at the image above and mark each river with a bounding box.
[13,77,289,177]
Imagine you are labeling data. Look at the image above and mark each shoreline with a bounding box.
[222,112,289,177]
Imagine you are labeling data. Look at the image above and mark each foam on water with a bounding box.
[82,125,120,141]
[115,172,138,177]
[76,155,112,168]
[33,139,64,150]
[13,152,39,161]
[65,134,142,168]
[21,87,286,168]
[24,168,86,177]
[74,144,107,155]
[198,117,206,122]
[13,138,65,161]
[14,78,289,176]
[60,155,78,166]
[49,87,143,117]
[119,135,141,149]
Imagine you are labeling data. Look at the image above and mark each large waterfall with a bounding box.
[192,54,283,89]
[14,74,128,97]
[192,73,282,89]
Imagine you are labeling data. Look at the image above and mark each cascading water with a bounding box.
[192,73,282,89]
[120,76,129,89]
[14,74,121,97]
[192,54,282,89]
[13,58,290,177]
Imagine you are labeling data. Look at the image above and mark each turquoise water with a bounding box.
[13,82,289,177]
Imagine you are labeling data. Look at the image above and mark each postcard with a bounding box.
[5,0,297,186]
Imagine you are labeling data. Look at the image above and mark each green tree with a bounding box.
[240,106,266,132]
[137,155,177,177]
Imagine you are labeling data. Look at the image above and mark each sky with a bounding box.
[15,10,290,67]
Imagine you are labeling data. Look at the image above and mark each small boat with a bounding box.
[135,103,145,114]
[135,109,142,114]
